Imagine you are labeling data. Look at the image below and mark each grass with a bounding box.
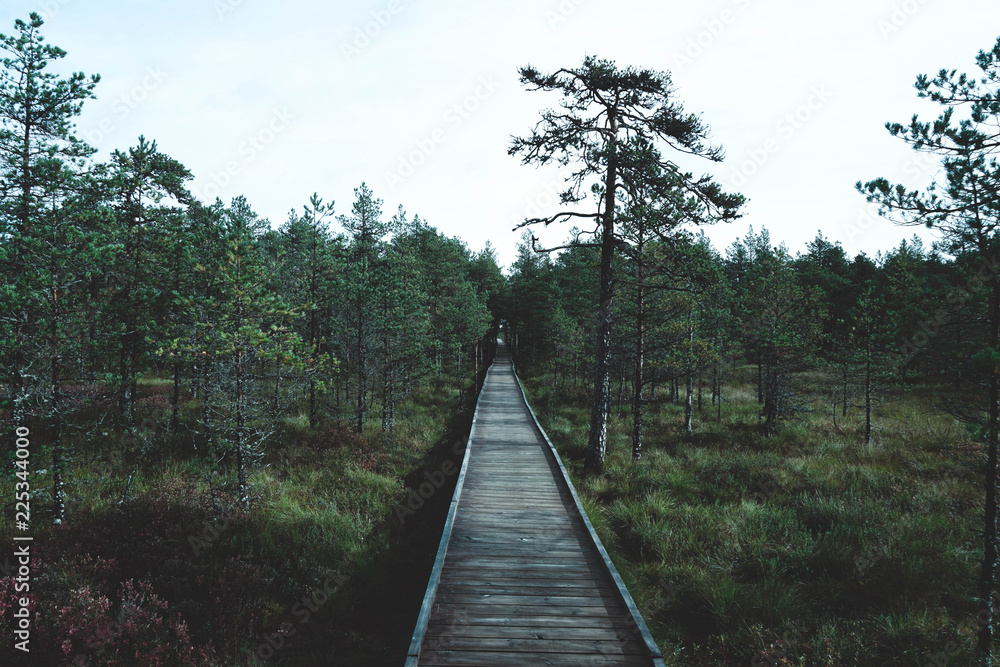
[0,370,481,665]
[520,362,990,666]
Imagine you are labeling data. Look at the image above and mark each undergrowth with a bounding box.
[522,363,988,667]
[0,371,480,666]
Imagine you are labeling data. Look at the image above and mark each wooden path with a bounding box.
[406,344,664,666]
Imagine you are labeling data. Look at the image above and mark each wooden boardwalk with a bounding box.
[406,344,664,666]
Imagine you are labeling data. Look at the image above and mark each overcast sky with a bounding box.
[3,0,998,269]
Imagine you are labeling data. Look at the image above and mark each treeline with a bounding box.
[508,225,980,449]
[0,14,503,520]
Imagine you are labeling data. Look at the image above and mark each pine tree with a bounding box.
[858,37,1000,660]
[339,183,391,434]
[0,12,98,454]
[213,196,298,508]
[510,56,743,472]
[105,136,192,426]
[279,193,337,429]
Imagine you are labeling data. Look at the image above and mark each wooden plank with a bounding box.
[424,623,637,642]
[437,584,615,597]
[447,537,583,547]
[434,593,618,607]
[422,635,641,655]
[418,650,651,666]
[436,576,617,589]
[407,345,662,666]
[439,568,604,581]
[445,544,589,557]
[430,603,622,619]
[440,556,605,569]
[444,551,594,562]
[510,359,666,667]
[424,614,637,629]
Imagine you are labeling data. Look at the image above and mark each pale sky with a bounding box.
[3,0,998,268]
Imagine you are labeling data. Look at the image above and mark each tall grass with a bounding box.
[521,364,988,666]
[0,369,479,665]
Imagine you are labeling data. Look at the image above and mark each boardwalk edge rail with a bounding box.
[404,360,495,666]
[511,361,667,667]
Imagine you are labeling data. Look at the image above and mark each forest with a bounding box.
[3,9,1000,667]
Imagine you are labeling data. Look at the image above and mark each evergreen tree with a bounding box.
[858,37,1000,659]
[213,196,298,508]
[105,137,192,425]
[0,12,98,452]
[339,182,391,433]
[510,56,744,472]
[730,230,822,436]
[279,193,338,429]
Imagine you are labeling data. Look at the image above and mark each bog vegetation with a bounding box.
[3,9,1000,667]
[0,13,501,666]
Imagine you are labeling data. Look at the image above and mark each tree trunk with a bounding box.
[616,371,626,417]
[381,334,391,433]
[235,278,249,508]
[308,368,317,430]
[978,273,1000,664]
[763,358,779,438]
[202,357,215,452]
[864,333,873,446]
[122,189,144,427]
[356,331,366,434]
[335,365,341,425]
[716,363,723,421]
[842,363,849,418]
[171,359,181,440]
[685,373,694,436]
[632,258,645,462]
[757,358,764,404]
[685,310,694,435]
[273,355,282,415]
[51,284,65,524]
[236,347,248,508]
[697,369,703,411]
[584,114,618,474]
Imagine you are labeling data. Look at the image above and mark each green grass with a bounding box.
[521,364,990,666]
[0,370,479,665]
